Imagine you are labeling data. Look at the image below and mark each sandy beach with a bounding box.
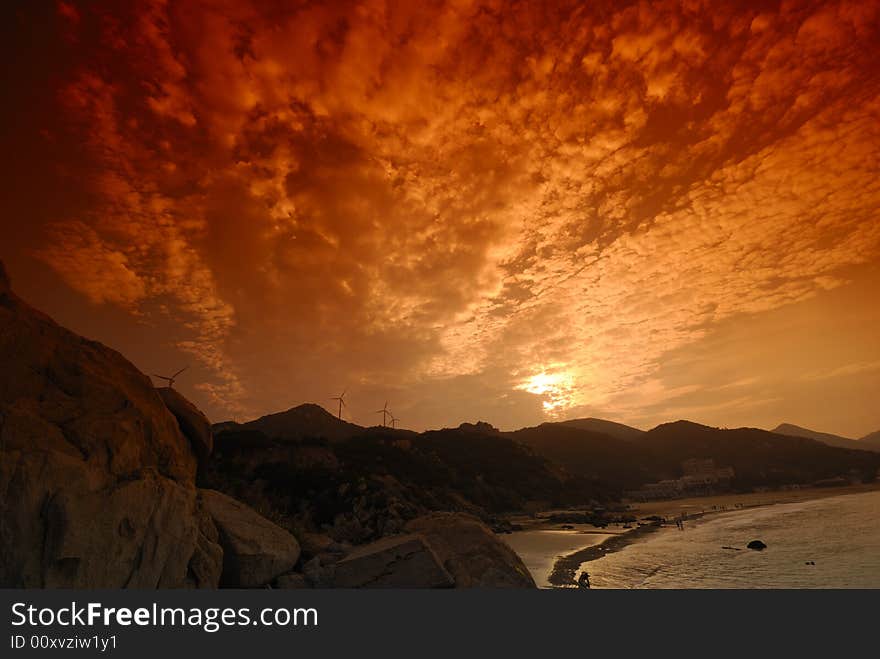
[508,482,880,588]
[628,482,880,520]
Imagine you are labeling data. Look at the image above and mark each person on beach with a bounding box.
[578,572,591,589]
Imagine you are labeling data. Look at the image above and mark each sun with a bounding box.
[517,367,577,416]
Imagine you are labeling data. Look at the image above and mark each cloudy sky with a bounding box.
[3,0,879,436]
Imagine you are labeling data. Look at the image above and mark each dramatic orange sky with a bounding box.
[2,0,879,435]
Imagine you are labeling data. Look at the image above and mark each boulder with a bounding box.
[275,572,310,589]
[405,512,536,588]
[200,489,301,587]
[156,387,213,464]
[0,262,220,587]
[186,499,224,588]
[299,532,335,559]
[747,540,767,551]
[302,556,335,588]
[332,534,454,588]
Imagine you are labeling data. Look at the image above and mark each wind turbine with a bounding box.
[389,413,399,429]
[375,401,390,427]
[152,366,188,389]
[331,389,347,420]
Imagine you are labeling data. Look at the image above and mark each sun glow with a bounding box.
[518,367,578,416]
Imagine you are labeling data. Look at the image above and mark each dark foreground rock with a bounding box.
[157,387,213,464]
[747,539,767,551]
[405,513,536,587]
[333,534,454,588]
[200,489,301,587]
[275,573,310,589]
[0,261,221,588]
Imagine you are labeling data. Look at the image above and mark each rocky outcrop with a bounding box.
[0,261,221,588]
[156,387,213,465]
[200,489,301,587]
[405,513,536,588]
[332,534,454,588]
[299,532,335,558]
[275,572,310,589]
[185,497,224,588]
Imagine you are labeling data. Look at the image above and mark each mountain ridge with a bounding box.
[772,423,880,452]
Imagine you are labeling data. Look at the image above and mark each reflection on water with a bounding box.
[503,526,614,587]
[586,491,880,588]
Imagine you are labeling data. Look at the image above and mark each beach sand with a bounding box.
[511,483,880,588]
[629,482,880,521]
[502,526,615,587]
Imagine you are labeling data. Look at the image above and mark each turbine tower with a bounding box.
[152,366,188,389]
[375,401,390,427]
[331,389,347,420]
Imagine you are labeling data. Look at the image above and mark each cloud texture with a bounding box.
[9,0,880,432]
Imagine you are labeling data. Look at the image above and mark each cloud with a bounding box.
[21,0,880,428]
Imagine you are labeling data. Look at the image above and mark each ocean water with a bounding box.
[502,528,613,588]
[583,490,880,589]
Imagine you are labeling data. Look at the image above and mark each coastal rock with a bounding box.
[156,387,213,465]
[275,572,310,589]
[332,534,454,588]
[186,497,224,588]
[200,489,301,587]
[405,512,536,588]
[299,532,335,559]
[0,262,216,587]
[302,556,336,588]
[747,540,767,551]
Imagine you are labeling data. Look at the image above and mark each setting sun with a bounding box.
[518,368,578,415]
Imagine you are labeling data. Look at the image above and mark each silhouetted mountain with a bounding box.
[557,417,645,442]
[859,430,880,450]
[771,423,880,453]
[641,421,880,487]
[771,423,858,450]
[457,421,500,434]
[646,419,715,435]
[204,424,619,543]
[217,403,365,442]
[506,423,647,488]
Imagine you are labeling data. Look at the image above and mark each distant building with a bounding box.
[625,458,735,501]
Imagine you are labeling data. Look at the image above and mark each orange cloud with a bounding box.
[15,0,880,430]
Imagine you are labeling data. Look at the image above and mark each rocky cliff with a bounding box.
[0,261,535,589]
[0,262,221,587]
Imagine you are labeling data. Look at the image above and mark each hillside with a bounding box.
[202,424,619,543]
[506,423,647,488]
[860,430,880,450]
[639,421,880,488]
[557,417,645,442]
[217,403,365,442]
[772,423,858,450]
[772,423,880,453]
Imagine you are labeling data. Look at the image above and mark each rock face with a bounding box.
[747,540,767,551]
[0,262,222,588]
[275,572,310,589]
[333,534,454,588]
[200,489,301,587]
[405,513,536,588]
[156,387,213,465]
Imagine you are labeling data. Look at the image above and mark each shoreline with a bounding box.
[547,523,662,587]
[544,482,880,588]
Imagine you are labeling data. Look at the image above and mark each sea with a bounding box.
[508,490,880,589]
